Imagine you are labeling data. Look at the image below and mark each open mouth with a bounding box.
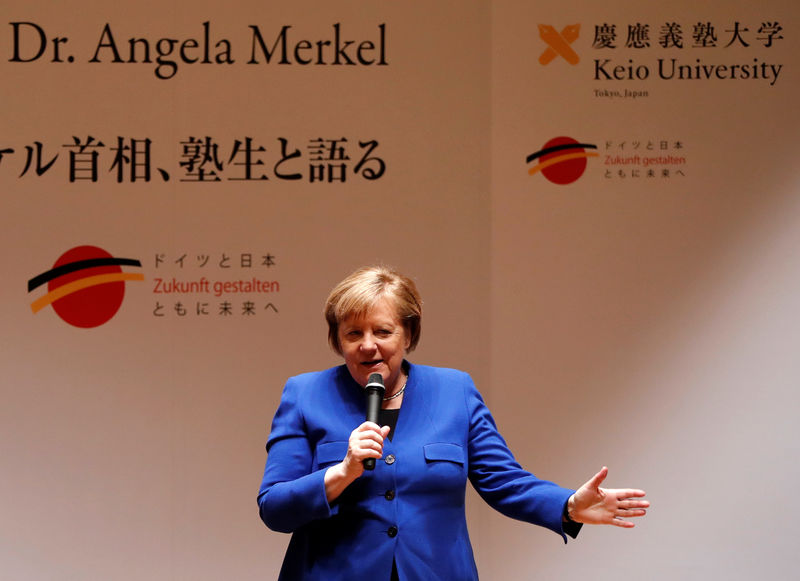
[361,359,383,367]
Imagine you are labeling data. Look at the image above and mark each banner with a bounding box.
[2,1,798,579]
[1,2,489,579]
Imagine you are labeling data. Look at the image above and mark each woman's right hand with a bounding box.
[324,422,391,502]
[343,421,392,477]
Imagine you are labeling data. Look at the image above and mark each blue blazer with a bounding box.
[258,363,578,580]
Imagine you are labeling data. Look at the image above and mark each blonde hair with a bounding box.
[324,266,422,355]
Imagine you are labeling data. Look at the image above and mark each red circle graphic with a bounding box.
[48,246,125,328]
[540,136,587,185]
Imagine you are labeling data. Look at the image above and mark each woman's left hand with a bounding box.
[567,466,649,528]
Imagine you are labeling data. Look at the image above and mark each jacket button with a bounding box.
[385,454,396,465]
[384,489,395,501]
[387,526,398,538]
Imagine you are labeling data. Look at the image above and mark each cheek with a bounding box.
[396,338,410,357]
[341,344,358,363]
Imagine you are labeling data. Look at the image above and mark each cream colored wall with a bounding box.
[488,0,799,579]
[0,1,489,579]
[1,1,798,580]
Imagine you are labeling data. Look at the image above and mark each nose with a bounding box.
[359,332,377,352]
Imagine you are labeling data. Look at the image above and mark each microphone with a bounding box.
[363,373,385,471]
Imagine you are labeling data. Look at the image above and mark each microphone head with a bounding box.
[365,373,385,395]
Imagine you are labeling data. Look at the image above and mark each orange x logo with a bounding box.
[538,24,580,65]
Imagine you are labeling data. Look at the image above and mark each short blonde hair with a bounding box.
[324,266,422,356]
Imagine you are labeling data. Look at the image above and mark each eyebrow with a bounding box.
[341,319,397,330]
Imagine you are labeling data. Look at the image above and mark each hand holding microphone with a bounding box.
[323,377,389,502]
[333,373,387,485]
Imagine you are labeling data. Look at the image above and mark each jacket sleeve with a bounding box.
[257,377,336,533]
[463,377,581,542]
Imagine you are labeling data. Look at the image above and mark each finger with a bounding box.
[353,426,386,446]
[610,517,636,528]
[586,466,608,490]
[349,443,383,463]
[612,489,647,500]
[355,433,385,450]
[362,446,383,459]
[619,499,650,509]
[616,504,647,515]
[358,421,383,433]
[351,429,382,453]
[357,429,385,443]
[356,439,384,453]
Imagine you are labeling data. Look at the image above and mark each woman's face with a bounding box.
[338,296,410,392]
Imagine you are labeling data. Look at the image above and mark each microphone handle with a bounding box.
[363,382,384,470]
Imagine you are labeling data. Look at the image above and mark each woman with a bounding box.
[258,266,648,580]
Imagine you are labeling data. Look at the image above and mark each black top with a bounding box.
[377,406,402,581]
[378,407,400,441]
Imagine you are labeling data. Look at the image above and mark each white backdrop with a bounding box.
[1,1,798,579]
[490,1,799,579]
